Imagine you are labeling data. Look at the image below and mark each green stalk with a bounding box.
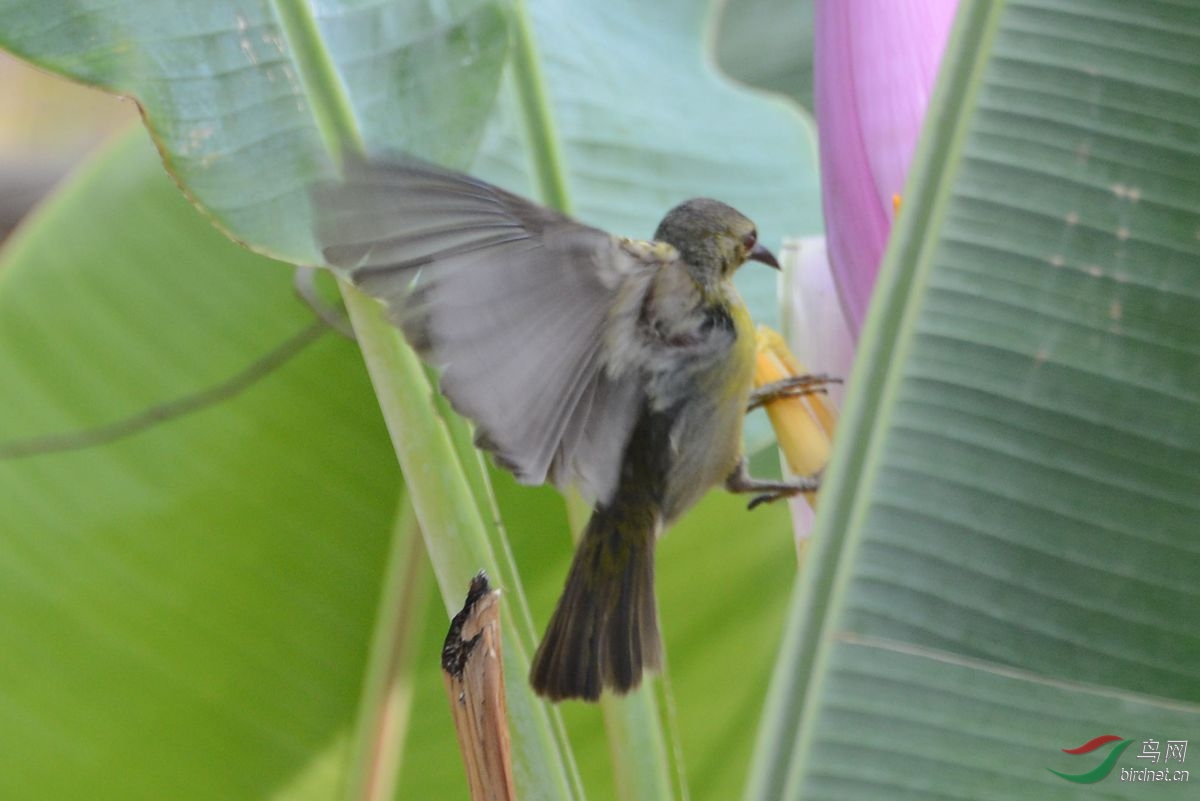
[342,492,428,801]
[601,692,676,801]
[741,5,1001,800]
[342,282,585,801]
[268,0,364,160]
[507,0,572,213]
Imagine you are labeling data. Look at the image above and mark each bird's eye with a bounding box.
[742,231,757,251]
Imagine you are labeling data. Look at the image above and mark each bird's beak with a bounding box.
[748,241,780,269]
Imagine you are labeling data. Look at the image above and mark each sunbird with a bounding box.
[315,159,817,701]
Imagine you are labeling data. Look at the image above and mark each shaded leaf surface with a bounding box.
[760,2,1200,799]
[0,129,399,801]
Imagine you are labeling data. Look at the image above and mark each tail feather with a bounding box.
[530,507,660,701]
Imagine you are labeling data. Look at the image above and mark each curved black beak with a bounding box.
[749,241,780,269]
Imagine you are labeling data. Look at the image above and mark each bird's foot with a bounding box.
[725,460,821,510]
[747,373,841,412]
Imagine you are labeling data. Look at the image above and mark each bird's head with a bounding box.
[653,198,779,285]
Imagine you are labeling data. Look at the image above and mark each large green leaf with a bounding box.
[752,2,1200,799]
[0,0,818,322]
[0,0,510,262]
[0,129,400,801]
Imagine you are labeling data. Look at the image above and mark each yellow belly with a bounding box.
[660,290,757,520]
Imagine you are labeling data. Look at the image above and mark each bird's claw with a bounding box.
[747,492,782,510]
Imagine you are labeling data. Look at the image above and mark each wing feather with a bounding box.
[313,158,654,503]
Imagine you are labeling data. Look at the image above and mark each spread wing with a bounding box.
[313,158,662,504]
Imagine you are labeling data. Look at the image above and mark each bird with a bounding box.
[314,157,817,701]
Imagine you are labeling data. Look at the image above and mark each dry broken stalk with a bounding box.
[441,572,517,801]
